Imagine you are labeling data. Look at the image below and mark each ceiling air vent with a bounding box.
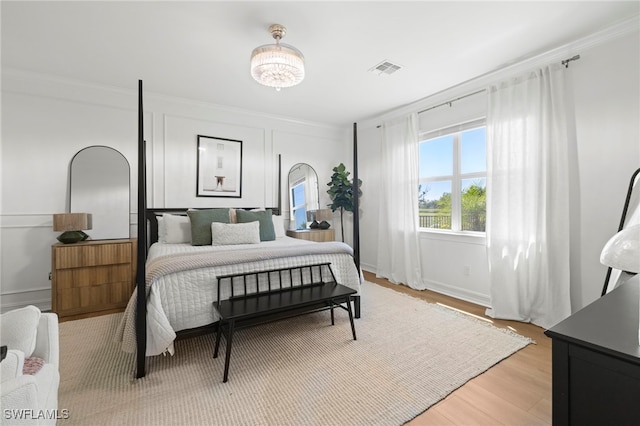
[368,60,403,76]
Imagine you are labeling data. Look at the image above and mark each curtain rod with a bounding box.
[417,89,486,115]
[376,54,581,128]
[418,54,580,115]
[561,54,581,68]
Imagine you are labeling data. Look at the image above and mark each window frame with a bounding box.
[418,118,487,234]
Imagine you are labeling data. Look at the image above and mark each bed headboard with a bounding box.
[146,207,281,246]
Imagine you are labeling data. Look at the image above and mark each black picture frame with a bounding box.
[196,135,243,198]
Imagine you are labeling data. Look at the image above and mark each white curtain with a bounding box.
[486,64,574,329]
[376,113,426,289]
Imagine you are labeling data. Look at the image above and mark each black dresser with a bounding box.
[545,280,640,425]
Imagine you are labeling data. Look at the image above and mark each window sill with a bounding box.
[418,229,486,245]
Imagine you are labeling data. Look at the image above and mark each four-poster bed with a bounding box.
[129,81,362,378]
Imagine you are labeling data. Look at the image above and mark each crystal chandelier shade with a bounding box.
[250,24,305,90]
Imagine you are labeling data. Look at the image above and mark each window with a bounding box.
[419,121,486,232]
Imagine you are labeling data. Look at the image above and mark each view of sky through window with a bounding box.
[419,127,486,203]
[292,183,307,229]
[461,128,486,174]
[420,135,453,180]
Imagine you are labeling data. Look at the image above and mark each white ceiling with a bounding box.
[2,1,638,128]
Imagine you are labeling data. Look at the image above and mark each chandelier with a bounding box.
[250,24,305,91]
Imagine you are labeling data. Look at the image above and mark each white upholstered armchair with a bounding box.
[1,306,60,425]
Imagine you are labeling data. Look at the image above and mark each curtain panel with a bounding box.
[376,113,426,289]
[486,64,574,329]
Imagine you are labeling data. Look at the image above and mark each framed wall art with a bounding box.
[196,135,243,198]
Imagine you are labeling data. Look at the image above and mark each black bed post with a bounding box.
[352,123,361,319]
[352,123,360,270]
[277,154,282,215]
[135,80,147,379]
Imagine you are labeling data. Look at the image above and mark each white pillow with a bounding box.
[157,216,166,243]
[0,305,41,357]
[211,221,260,245]
[272,215,286,238]
[162,214,191,244]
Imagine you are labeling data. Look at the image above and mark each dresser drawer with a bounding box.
[56,280,132,313]
[54,264,131,290]
[54,242,131,269]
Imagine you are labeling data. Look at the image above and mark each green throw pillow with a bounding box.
[187,208,230,245]
[236,209,275,241]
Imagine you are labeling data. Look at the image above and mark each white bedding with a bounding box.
[116,236,361,356]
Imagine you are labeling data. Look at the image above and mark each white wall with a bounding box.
[570,30,640,308]
[358,22,640,312]
[0,71,350,311]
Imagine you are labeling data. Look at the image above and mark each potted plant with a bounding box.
[327,163,362,242]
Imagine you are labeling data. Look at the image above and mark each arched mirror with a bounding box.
[288,163,320,229]
[70,146,130,240]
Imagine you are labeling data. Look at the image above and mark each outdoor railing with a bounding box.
[419,214,485,232]
[419,215,451,229]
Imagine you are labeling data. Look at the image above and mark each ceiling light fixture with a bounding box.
[250,24,305,91]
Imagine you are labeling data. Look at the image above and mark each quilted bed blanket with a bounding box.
[115,238,361,356]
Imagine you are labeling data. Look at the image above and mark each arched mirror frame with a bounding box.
[70,145,131,240]
[287,163,320,230]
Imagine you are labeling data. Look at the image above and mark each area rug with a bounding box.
[58,281,532,425]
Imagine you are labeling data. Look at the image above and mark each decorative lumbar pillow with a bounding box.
[211,221,260,245]
[236,209,276,241]
[272,215,286,238]
[162,214,191,244]
[0,305,41,357]
[187,208,231,246]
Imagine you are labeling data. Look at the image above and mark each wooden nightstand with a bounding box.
[51,239,136,321]
[286,229,335,242]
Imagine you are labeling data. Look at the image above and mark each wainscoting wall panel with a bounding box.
[1,70,348,311]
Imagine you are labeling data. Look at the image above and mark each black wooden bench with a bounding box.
[213,263,357,382]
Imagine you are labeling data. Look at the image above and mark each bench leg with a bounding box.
[213,320,223,358]
[222,319,235,383]
[352,295,361,319]
[346,296,357,341]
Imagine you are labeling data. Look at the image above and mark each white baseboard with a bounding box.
[0,289,51,314]
[361,265,490,308]
[423,279,490,308]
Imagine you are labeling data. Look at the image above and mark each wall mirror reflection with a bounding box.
[70,145,130,240]
[288,163,319,229]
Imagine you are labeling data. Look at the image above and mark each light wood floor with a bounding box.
[364,271,552,426]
